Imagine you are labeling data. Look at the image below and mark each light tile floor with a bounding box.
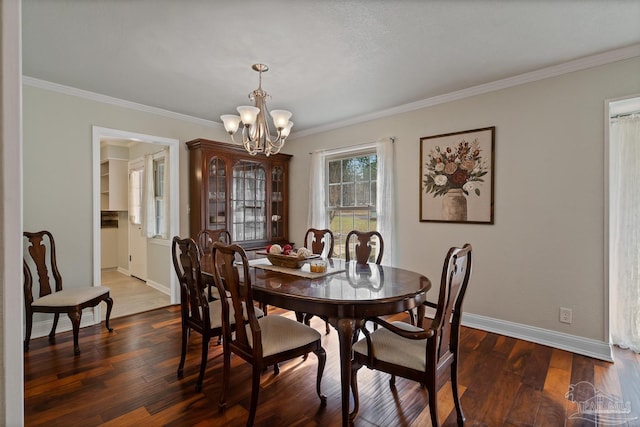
[100,270,171,320]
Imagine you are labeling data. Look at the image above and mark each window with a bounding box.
[154,158,166,237]
[327,152,377,259]
[143,149,169,239]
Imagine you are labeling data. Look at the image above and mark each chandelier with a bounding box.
[220,64,293,157]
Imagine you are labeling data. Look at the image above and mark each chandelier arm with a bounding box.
[222,63,291,156]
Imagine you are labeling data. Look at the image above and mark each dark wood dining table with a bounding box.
[203,256,431,427]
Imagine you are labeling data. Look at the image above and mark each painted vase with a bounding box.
[442,188,467,221]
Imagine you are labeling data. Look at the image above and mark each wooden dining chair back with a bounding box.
[351,243,472,427]
[212,241,327,426]
[196,229,232,257]
[23,230,113,355]
[345,230,384,264]
[171,236,224,391]
[299,228,335,334]
[304,228,334,258]
[195,229,232,300]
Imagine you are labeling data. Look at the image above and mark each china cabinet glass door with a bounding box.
[232,160,266,242]
[207,157,226,230]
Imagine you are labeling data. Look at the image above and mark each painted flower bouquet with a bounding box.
[423,138,488,197]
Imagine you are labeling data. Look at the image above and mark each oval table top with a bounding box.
[246,258,431,319]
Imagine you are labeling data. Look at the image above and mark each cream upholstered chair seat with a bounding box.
[246,315,322,357]
[32,287,110,307]
[352,321,426,371]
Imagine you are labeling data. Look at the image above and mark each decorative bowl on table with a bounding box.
[266,253,307,269]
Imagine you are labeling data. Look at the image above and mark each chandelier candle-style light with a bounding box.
[220,64,293,156]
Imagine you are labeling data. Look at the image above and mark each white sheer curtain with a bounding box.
[377,138,396,266]
[610,114,640,353]
[307,151,327,229]
[143,153,156,238]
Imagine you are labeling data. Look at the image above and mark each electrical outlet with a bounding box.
[559,307,572,324]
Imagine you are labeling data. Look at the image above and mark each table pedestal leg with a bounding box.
[331,317,364,427]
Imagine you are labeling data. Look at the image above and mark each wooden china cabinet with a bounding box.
[186,138,292,252]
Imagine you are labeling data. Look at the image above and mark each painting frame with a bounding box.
[419,126,495,224]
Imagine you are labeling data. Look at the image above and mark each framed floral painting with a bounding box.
[420,126,495,224]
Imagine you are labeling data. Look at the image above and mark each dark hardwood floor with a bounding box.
[24,306,640,426]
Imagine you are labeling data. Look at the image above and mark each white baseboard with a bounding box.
[463,313,613,362]
[145,279,171,296]
[116,267,129,276]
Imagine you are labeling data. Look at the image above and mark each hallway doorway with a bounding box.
[92,127,180,318]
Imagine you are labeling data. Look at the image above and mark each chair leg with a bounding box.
[313,347,327,406]
[451,359,465,426]
[389,374,396,388]
[427,377,439,427]
[24,311,33,352]
[247,364,261,426]
[196,335,211,392]
[104,297,114,332]
[49,313,60,342]
[67,309,82,355]
[177,324,188,377]
[218,341,230,412]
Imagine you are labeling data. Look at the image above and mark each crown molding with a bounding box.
[22,76,223,129]
[292,43,640,139]
[24,44,640,140]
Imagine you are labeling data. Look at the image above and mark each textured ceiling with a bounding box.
[22,1,640,135]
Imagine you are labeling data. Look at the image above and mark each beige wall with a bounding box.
[286,57,640,343]
[23,85,229,290]
[22,56,640,353]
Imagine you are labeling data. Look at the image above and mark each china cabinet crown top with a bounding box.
[185,138,292,161]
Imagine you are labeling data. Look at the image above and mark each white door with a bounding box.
[129,222,147,280]
[129,165,147,281]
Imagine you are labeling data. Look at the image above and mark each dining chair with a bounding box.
[298,228,335,334]
[212,241,327,427]
[196,229,232,301]
[345,230,384,265]
[350,243,472,427]
[304,228,334,258]
[345,230,385,335]
[23,230,114,355]
[171,236,263,392]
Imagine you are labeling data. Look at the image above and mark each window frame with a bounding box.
[153,157,166,238]
[325,149,378,259]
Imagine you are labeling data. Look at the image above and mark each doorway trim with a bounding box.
[92,126,180,306]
